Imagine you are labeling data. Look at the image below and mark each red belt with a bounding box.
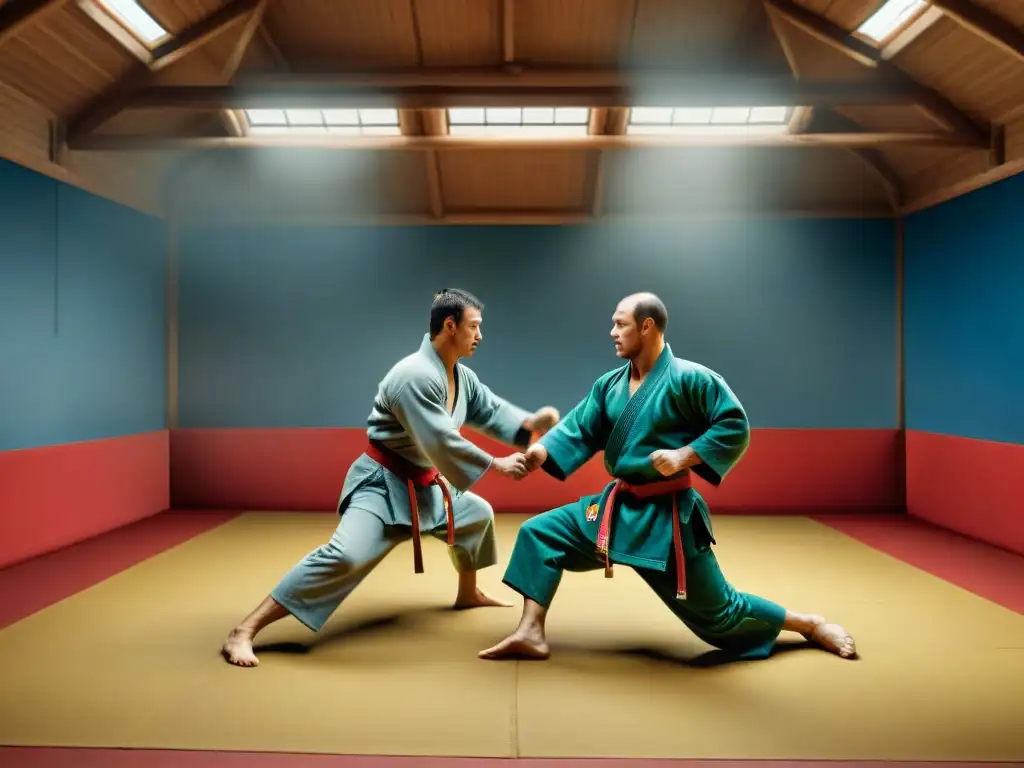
[595,473,693,599]
[366,441,454,574]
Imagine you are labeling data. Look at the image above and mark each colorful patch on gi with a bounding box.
[586,503,599,522]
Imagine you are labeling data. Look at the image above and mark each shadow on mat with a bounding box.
[252,605,456,656]
[612,637,813,667]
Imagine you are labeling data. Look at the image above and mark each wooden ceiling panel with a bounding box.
[414,0,502,67]
[969,0,1024,29]
[768,12,877,79]
[902,147,992,201]
[144,0,231,32]
[439,148,592,211]
[631,0,769,69]
[0,41,109,115]
[835,105,946,133]
[795,0,884,31]
[264,0,420,70]
[0,1,146,115]
[173,148,432,219]
[514,0,633,66]
[46,2,138,75]
[894,15,1024,123]
[601,147,890,214]
[873,146,972,180]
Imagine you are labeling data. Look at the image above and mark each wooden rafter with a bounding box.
[819,109,905,213]
[217,0,271,138]
[222,0,271,80]
[764,3,904,214]
[763,2,813,134]
[763,0,988,146]
[0,0,68,48]
[930,0,1024,64]
[149,0,264,72]
[68,131,981,152]
[502,0,515,64]
[257,26,288,69]
[113,74,929,111]
[66,0,265,140]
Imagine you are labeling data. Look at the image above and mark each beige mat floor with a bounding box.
[0,512,1022,760]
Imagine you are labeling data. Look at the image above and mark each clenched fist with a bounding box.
[649,448,686,477]
[524,442,548,472]
[527,406,560,437]
[493,452,529,480]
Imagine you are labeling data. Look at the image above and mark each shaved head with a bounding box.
[619,292,668,333]
[610,292,668,360]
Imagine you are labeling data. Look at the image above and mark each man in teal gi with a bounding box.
[223,288,560,667]
[479,292,857,662]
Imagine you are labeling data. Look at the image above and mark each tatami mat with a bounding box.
[0,513,1021,761]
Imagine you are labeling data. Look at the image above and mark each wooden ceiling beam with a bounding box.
[67,131,981,152]
[221,0,271,80]
[66,0,264,140]
[149,0,264,72]
[763,2,814,135]
[0,0,68,48]
[930,0,1024,64]
[762,0,988,146]
[502,0,515,64]
[114,75,925,111]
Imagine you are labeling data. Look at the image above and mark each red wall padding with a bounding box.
[0,431,170,569]
[906,430,1024,556]
[170,427,902,515]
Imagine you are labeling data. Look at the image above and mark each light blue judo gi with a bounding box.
[272,333,534,631]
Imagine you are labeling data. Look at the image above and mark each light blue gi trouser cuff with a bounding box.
[448,544,498,572]
[270,587,329,633]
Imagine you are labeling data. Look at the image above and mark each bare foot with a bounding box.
[221,627,259,667]
[801,615,856,659]
[478,625,550,660]
[454,587,513,610]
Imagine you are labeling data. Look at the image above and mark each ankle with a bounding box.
[784,612,823,635]
[519,616,545,634]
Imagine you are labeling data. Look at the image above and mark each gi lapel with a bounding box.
[603,343,673,472]
[419,333,459,411]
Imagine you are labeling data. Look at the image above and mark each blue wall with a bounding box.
[904,172,1024,445]
[0,159,167,451]
[178,217,898,430]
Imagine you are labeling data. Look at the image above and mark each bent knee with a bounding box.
[515,513,551,544]
[308,542,377,575]
[458,492,495,523]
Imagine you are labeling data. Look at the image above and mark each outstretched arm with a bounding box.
[530,378,609,481]
[464,376,536,448]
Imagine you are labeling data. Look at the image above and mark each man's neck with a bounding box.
[630,337,665,378]
[431,338,459,374]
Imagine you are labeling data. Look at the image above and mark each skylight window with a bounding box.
[447,107,590,137]
[626,106,792,136]
[244,109,402,136]
[855,0,927,43]
[94,0,168,45]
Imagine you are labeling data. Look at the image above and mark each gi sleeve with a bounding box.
[464,372,533,447]
[537,378,609,481]
[684,370,751,486]
[391,376,494,492]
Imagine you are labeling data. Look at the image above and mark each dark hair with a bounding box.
[632,293,668,333]
[429,288,484,338]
